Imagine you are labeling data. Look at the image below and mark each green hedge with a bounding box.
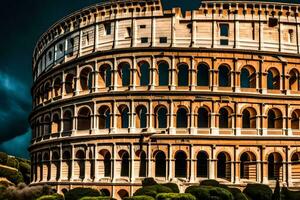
[0,166,23,184]
[65,188,100,200]
[235,193,249,200]
[6,157,19,169]
[156,193,196,200]
[162,183,180,193]
[80,197,116,200]
[36,193,64,200]
[185,185,234,200]
[142,178,157,187]
[200,179,220,187]
[243,184,272,200]
[0,152,8,164]
[124,195,155,200]
[133,185,173,198]
[281,187,300,200]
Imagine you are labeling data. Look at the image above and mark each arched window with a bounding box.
[241,66,256,88]
[80,68,93,91]
[51,114,60,133]
[99,106,110,129]
[291,153,300,181]
[65,74,74,94]
[44,116,51,135]
[43,153,50,181]
[53,78,62,97]
[120,151,129,177]
[120,106,129,128]
[198,107,209,128]
[136,106,147,128]
[267,68,280,90]
[197,151,208,177]
[217,152,231,180]
[139,151,147,177]
[158,61,169,86]
[118,190,129,200]
[242,108,256,128]
[197,64,209,86]
[177,108,188,128]
[240,152,256,180]
[292,110,300,130]
[62,151,71,180]
[289,69,299,91]
[178,63,189,86]
[104,152,111,177]
[175,151,187,178]
[44,83,51,100]
[99,64,111,88]
[155,151,166,177]
[139,62,150,86]
[119,63,131,87]
[268,108,282,129]
[52,152,60,180]
[76,150,85,180]
[268,152,282,180]
[219,107,232,128]
[63,111,73,132]
[77,107,91,130]
[156,106,167,128]
[100,189,110,197]
[219,65,231,87]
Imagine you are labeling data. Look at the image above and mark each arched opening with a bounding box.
[43,153,50,181]
[267,68,280,90]
[76,150,85,180]
[139,151,147,177]
[219,65,231,87]
[65,74,74,94]
[119,62,131,87]
[217,152,231,180]
[100,189,111,197]
[242,108,257,128]
[156,106,167,128]
[268,152,283,180]
[240,152,256,180]
[175,151,187,178]
[289,69,299,91]
[241,66,256,88]
[136,105,147,129]
[219,107,232,128]
[197,151,208,177]
[53,78,62,97]
[268,108,283,129]
[158,61,169,86]
[291,152,300,181]
[77,107,91,130]
[99,64,111,88]
[104,152,111,177]
[178,63,189,86]
[99,106,110,129]
[119,106,129,128]
[292,110,300,130]
[120,151,129,177]
[139,62,150,86]
[177,107,188,128]
[52,152,60,181]
[155,151,166,177]
[44,116,51,135]
[44,82,51,101]
[80,68,93,91]
[198,107,210,128]
[62,151,71,180]
[51,114,60,133]
[118,190,129,200]
[63,110,73,132]
[197,64,210,86]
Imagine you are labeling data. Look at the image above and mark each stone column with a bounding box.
[168,144,173,181]
[147,143,152,177]
[170,56,176,90]
[111,101,117,134]
[130,144,135,182]
[190,57,196,91]
[169,101,176,134]
[131,57,137,91]
[190,145,195,182]
[112,143,117,182]
[112,58,118,91]
[94,145,99,181]
[70,146,75,181]
[129,100,136,133]
[150,56,156,90]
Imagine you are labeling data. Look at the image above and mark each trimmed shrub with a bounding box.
[235,193,249,200]
[0,178,15,187]
[200,180,220,187]
[156,193,196,200]
[36,193,64,200]
[0,166,23,184]
[124,196,155,200]
[243,184,272,200]
[0,152,8,164]
[133,185,173,198]
[142,178,157,187]
[281,186,300,200]
[185,185,234,200]
[65,188,100,200]
[6,157,19,169]
[162,183,180,193]
[80,197,116,200]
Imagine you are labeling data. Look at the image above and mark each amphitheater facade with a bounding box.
[29,0,300,199]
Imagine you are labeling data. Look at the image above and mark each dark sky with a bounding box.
[0,0,297,158]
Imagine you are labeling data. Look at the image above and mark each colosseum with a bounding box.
[29,0,300,198]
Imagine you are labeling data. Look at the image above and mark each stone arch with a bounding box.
[43,152,50,181]
[51,113,61,133]
[154,150,166,177]
[242,107,257,128]
[135,150,147,177]
[99,63,112,88]
[65,73,74,94]
[75,149,86,180]
[118,105,129,129]
[136,105,147,129]
[62,150,71,180]
[63,110,73,132]
[77,107,92,130]
[44,115,51,135]
[197,62,210,86]
[53,77,62,97]
[268,152,283,180]
[291,109,300,130]
[51,151,60,181]
[119,150,130,177]
[241,65,256,88]
[291,152,300,181]
[198,107,210,128]
[219,64,231,87]
[99,149,111,177]
[44,81,52,101]
[267,67,280,90]
[197,151,208,178]
[98,105,111,129]
[177,63,189,86]
[117,189,129,200]
[175,150,187,178]
[79,67,93,91]
[289,68,299,91]
[138,61,150,86]
[154,105,168,128]
[158,60,169,86]
[176,106,189,128]
[219,106,233,128]
[240,151,257,180]
[217,151,231,180]
[100,188,111,197]
[118,62,131,87]
[267,108,283,129]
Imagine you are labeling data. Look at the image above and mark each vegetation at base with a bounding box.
[156,193,196,200]
[0,166,24,185]
[134,184,173,198]
[281,186,300,200]
[36,193,64,200]
[142,178,158,186]
[124,195,155,200]
[79,197,116,200]
[185,185,234,200]
[64,187,101,200]
[243,183,273,200]
[161,183,180,193]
